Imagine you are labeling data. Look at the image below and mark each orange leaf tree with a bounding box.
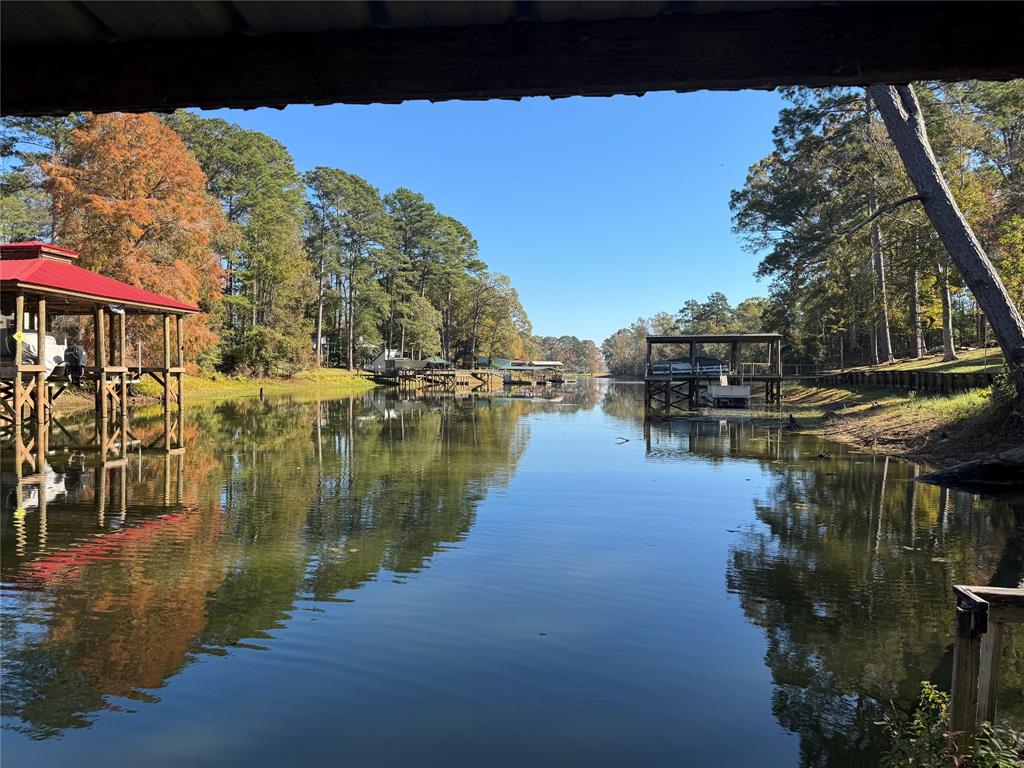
[44,112,226,365]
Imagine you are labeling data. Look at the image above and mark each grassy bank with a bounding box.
[141,368,376,401]
[52,368,378,416]
[840,346,1006,375]
[779,382,1021,467]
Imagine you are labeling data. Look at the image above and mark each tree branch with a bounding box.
[843,194,923,237]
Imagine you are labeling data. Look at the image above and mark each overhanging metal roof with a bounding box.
[1,2,834,43]
[3,1,1023,115]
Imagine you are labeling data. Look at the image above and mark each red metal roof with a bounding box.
[2,240,80,260]
[1,243,199,313]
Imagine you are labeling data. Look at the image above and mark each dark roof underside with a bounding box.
[3,1,1023,116]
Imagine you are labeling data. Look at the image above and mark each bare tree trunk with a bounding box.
[869,84,1024,399]
[444,290,453,361]
[936,258,957,361]
[910,264,925,359]
[314,252,325,367]
[347,280,356,370]
[870,215,893,363]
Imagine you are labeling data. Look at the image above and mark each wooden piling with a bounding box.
[119,312,128,418]
[950,604,982,744]
[36,297,47,421]
[977,620,1003,724]
[95,307,107,420]
[175,314,184,409]
[13,293,24,428]
[162,314,171,410]
[950,585,1024,746]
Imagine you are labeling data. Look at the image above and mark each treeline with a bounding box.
[1,112,539,374]
[529,335,605,372]
[731,82,1023,367]
[601,292,765,377]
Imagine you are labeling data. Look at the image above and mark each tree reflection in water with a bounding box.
[2,382,1020,766]
[674,419,1024,768]
[1,391,537,739]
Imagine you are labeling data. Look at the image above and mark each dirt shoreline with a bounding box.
[763,385,1023,470]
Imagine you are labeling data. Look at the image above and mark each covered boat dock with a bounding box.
[644,333,783,414]
[1,241,197,432]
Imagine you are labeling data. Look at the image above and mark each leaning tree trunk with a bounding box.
[869,84,1024,399]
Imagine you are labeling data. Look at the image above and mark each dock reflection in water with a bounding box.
[1,393,532,745]
[0,383,1021,767]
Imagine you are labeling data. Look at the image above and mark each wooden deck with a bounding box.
[373,369,505,393]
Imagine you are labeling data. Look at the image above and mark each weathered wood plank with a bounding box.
[977,621,1004,724]
[950,605,982,745]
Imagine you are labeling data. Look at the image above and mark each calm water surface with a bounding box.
[2,381,1022,767]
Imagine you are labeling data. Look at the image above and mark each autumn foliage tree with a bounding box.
[43,113,225,364]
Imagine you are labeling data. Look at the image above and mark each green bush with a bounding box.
[991,366,1018,407]
[880,682,1023,767]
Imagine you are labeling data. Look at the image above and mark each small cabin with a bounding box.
[365,348,401,373]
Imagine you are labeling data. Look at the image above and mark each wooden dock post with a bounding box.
[951,598,982,744]
[162,314,171,410]
[950,585,1024,748]
[119,311,128,419]
[36,297,47,421]
[688,341,696,405]
[176,314,184,412]
[95,306,107,420]
[12,293,25,429]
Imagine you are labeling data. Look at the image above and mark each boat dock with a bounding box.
[644,333,783,415]
[374,369,505,393]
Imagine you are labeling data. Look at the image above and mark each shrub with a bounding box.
[879,682,1022,767]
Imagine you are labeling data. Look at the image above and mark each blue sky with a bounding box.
[199,89,785,343]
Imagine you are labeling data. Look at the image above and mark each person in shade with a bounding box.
[64,331,87,387]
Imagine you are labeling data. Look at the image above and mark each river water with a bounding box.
[2,381,1021,767]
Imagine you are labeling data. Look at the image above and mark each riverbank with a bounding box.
[51,368,378,416]
[778,383,1022,468]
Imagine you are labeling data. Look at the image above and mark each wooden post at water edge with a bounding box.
[13,293,24,428]
[36,297,47,421]
[176,315,184,411]
[162,314,171,409]
[95,306,107,420]
[949,585,1024,748]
